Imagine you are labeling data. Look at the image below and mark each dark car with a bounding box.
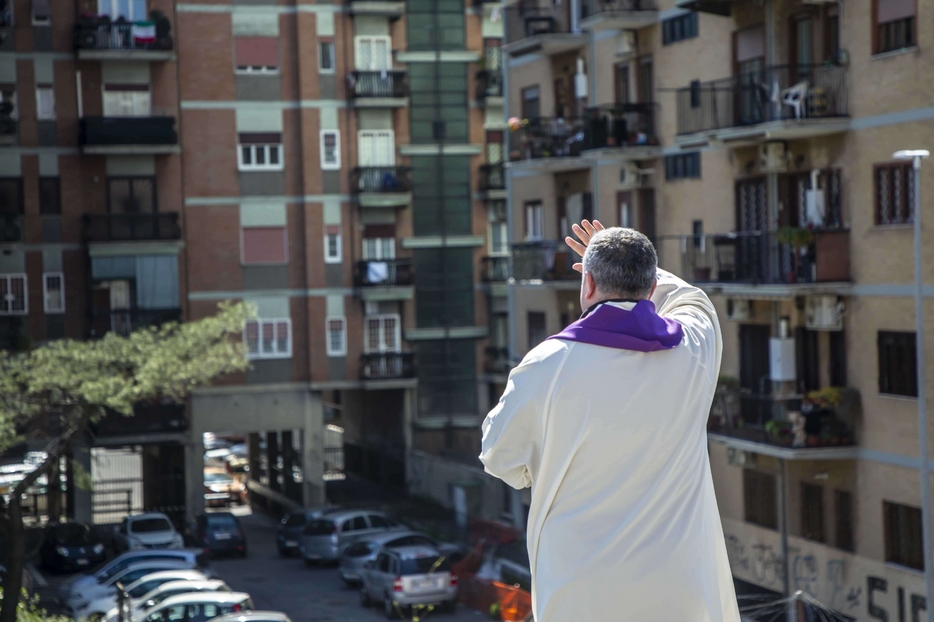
[40,522,106,573]
[191,513,246,558]
[276,508,342,557]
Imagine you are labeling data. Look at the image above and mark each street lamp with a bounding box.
[893,149,931,622]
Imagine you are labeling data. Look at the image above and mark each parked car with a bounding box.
[276,508,343,556]
[203,470,246,507]
[70,560,198,618]
[61,549,210,601]
[137,592,253,622]
[80,571,213,622]
[189,513,246,557]
[300,510,402,565]
[359,545,458,619]
[338,531,462,587]
[113,513,184,553]
[40,522,107,573]
[213,612,291,622]
[102,579,231,622]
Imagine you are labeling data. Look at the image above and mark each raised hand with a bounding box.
[565,219,605,273]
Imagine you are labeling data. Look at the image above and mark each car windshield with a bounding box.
[205,515,238,529]
[53,524,92,545]
[130,518,172,533]
[400,556,451,575]
[100,559,132,581]
[283,514,306,527]
[303,519,334,536]
[204,473,233,484]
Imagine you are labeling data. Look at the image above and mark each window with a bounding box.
[744,470,777,530]
[0,88,17,121]
[411,156,472,236]
[99,0,147,20]
[235,37,279,74]
[885,501,923,570]
[320,130,340,170]
[662,12,698,45]
[243,318,292,359]
[614,63,630,105]
[241,226,288,265]
[874,162,914,225]
[39,177,60,214]
[835,490,854,552]
[415,339,477,417]
[524,201,543,241]
[0,178,23,214]
[35,86,54,120]
[108,177,155,213]
[102,85,150,117]
[408,63,468,144]
[365,315,399,353]
[830,331,847,387]
[238,133,283,172]
[406,1,465,51]
[826,9,840,61]
[362,237,395,260]
[358,130,395,166]
[0,274,27,315]
[32,0,50,24]
[324,226,342,264]
[354,36,390,70]
[874,0,916,54]
[800,483,825,543]
[318,41,335,73]
[878,331,917,397]
[521,86,540,120]
[43,273,64,314]
[527,312,546,350]
[665,152,701,180]
[326,317,347,357]
[489,220,508,255]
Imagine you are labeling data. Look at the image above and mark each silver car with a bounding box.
[359,545,457,619]
[299,511,401,565]
[338,532,462,587]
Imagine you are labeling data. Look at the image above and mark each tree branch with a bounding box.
[10,406,92,500]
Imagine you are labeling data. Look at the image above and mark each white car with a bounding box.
[138,592,254,622]
[213,612,291,622]
[103,580,230,622]
[61,550,209,600]
[70,561,196,618]
[82,571,209,622]
[113,514,184,553]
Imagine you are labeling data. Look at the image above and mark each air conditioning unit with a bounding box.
[727,447,756,467]
[769,337,796,382]
[620,163,642,189]
[759,142,788,173]
[615,31,636,57]
[805,296,845,331]
[725,299,751,321]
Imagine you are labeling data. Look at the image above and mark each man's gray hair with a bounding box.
[582,227,658,299]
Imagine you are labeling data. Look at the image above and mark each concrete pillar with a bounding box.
[248,433,262,482]
[403,388,415,488]
[183,434,204,523]
[266,431,281,492]
[302,392,325,508]
[281,430,299,503]
[71,442,93,524]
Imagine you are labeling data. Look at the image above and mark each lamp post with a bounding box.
[893,149,931,622]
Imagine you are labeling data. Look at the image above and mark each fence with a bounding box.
[353,259,414,287]
[512,241,577,282]
[351,166,412,193]
[84,213,181,242]
[348,71,408,99]
[583,103,658,150]
[360,352,416,380]
[91,447,144,524]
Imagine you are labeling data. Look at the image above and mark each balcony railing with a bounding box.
[505,2,576,46]
[512,241,577,282]
[583,103,659,150]
[580,0,659,17]
[354,258,414,287]
[74,22,174,53]
[479,164,505,192]
[476,69,503,101]
[348,71,409,99]
[481,256,510,282]
[484,347,512,374]
[352,166,413,194]
[676,64,848,136]
[509,117,587,162]
[89,308,182,339]
[0,214,23,242]
[657,229,851,286]
[84,213,181,242]
[92,401,187,437]
[79,117,178,146]
[360,352,416,381]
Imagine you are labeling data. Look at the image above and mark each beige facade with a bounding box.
[501,0,934,617]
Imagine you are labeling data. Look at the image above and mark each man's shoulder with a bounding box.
[517,339,573,369]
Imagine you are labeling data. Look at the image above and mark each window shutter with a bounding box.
[878,0,915,23]
[235,37,279,68]
[355,37,373,70]
[373,38,390,70]
[242,227,287,264]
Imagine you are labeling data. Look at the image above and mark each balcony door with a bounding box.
[739,324,772,426]
[733,26,765,125]
[358,130,395,166]
[103,85,151,118]
[354,36,391,71]
[735,177,768,282]
[98,0,147,20]
[364,314,400,353]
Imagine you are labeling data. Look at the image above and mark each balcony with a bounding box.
[0,214,23,243]
[582,103,662,158]
[351,166,412,209]
[360,352,416,382]
[79,116,179,155]
[348,71,409,107]
[91,401,187,438]
[512,241,578,286]
[657,229,851,297]
[708,386,859,460]
[579,0,659,30]
[504,3,588,57]
[84,213,181,243]
[478,164,506,200]
[476,69,503,104]
[347,0,405,18]
[481,256,510,283]
[508,117,590,173]
[676,64,849,146]
[74,18,175,61]
[354,259,415,301]
[484,347,512,375]
[88,308,182,339]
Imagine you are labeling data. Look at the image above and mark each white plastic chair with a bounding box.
[781,81,809,120]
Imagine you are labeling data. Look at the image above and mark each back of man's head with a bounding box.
[583,227,658,299]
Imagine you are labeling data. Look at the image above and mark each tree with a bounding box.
[0,303,250,622]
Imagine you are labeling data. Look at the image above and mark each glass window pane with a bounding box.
[256,146,266,165]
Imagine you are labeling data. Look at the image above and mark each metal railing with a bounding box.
[509,116,587,162]
[89,308,182,338]
[583,103,659,150]
[84,213,181,241]
[476,69,503,101]
[676,63,848,135]
[484,347,512,374]
[505,2,577,46]
[580,0,658,17]
[74,23,174,52]
[656,229,851,285]
[482,256,510,282]
[360,352,416,380]
[479,164,506,191]
[512,241,577,282]
[354,258,414,287]
[351,166,412,193]
[80,116,178,146]
[349,71,409,99]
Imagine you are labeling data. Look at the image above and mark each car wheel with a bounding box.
[360,586,371,608]
[383,595,399,620]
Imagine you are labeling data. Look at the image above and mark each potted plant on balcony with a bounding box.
[777,226,815,283]
[151,9,172,49]
[764,420,793,446]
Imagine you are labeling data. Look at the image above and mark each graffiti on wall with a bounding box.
[866,576,927,622]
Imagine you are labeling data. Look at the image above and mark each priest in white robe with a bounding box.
[480,222,741,622]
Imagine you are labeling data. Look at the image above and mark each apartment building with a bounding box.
[501,0,934,618]
[0,0,508,524]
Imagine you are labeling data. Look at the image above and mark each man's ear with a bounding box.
[584,272,597,298]
[649,279,658,300]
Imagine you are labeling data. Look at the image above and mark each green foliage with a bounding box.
[776,226,814,248]
[0,590,71,622]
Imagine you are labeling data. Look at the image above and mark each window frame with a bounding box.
[872,0,917,55]
[834,489,854,552]
[35,86,54,121]
[237,142,284,172]
[743,469,778,530]
[326,316,347,357]
[665,152,702,180]
[800,483,826,543]
[320,130,341,171]
[243,318,292,360]
[233,36,280,75]
[488,220,508,256]
[524,201,543,242]
[884,500,924,570]
[364,313,401,354]
[354,35,392,71]
[318,41,335,74]
[874,161,914,226]
[662,11,698,46]
[43,272,64,314]
[878,330,918,397]
[324,230,342,264]
[0,273,27,316]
